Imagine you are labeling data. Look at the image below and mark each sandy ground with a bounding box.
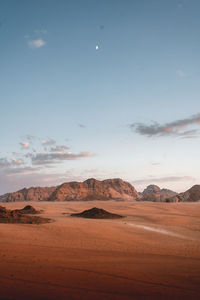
[0,201,200,300]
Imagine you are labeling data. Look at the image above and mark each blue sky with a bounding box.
[0,0,200,194]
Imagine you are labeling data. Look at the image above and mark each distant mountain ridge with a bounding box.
[0,186,56,203]
[1,179,199,203]
[0,178,139,202]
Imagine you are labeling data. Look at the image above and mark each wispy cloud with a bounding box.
[11,158,23,166]
[28,39,46,48]
[30,151,95,165]
[25,135,35,141]
[0,135,96,194]
[0,158,10,169]
[41,138,56,146]
[4,166,40,176]
[20,142,30,149]
[129,113,200,138]
[50,145,70,152]
[25,29,47,49]
[0,157,23,169]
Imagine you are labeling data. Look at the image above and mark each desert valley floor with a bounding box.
[0,201,200,300]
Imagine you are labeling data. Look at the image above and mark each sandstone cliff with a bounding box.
[48,178,140,201]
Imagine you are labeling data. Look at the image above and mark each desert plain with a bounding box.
[0,201,200,300]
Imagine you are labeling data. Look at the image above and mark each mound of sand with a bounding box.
[0,206,51,224]
[12,205,41,214]
[71,207,124,219]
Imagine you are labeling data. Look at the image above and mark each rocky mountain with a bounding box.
[0,186,56,202]
[166,185,200,202]
[0,178,140,202]
[139,185,177,202]
[48,178,140,201]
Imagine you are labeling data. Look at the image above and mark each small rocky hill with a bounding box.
[166,185,200,202]
[139,185,177,202]
[71,207,123,219]
[12,205,41,214]
[0,206,51,224]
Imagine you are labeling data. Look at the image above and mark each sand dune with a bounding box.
[0,201,200,299]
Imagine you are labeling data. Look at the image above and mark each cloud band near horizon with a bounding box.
[129,113,200,137]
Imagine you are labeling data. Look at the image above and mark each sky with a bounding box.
[0,0,200,194]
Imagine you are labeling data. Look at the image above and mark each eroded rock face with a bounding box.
[48,178,140,201]
[166,185,200,202]
[71,207,123,219]
[140,185,177,202]
[0,206,51,224]
[0,187,56,203]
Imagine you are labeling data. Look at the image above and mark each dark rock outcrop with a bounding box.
[12,205,41,214]
[0,206,51,224]
[71,207,123,219]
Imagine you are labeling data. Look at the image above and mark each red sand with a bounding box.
[0,201,200,299]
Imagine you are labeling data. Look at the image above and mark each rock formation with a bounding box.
[12,205,41,214]
[166,185,200,202]
[0,178,139,202]
[0,186,56,202]
[1,179,199,203]
[48,178,140,201]
[71,207,123,219]
[0,206,51,224]
[139,185,177,202]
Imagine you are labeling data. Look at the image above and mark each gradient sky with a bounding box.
[0,0,200,194]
